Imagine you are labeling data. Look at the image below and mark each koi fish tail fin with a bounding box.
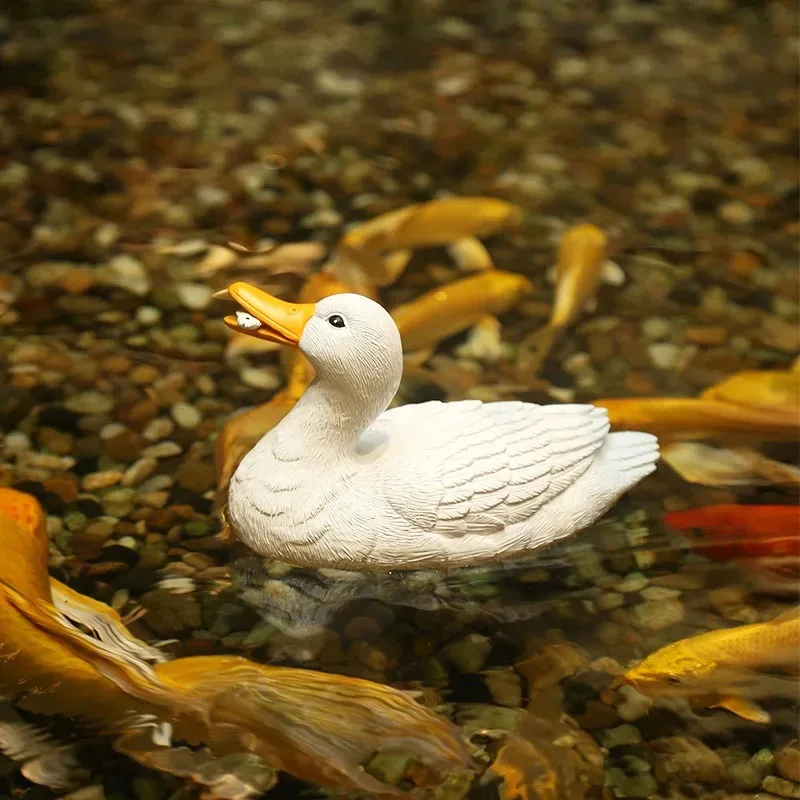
[114,724,276,800]
[519,325,557,376]
[154,656,471,796]
[0,699,86,791]
[50,578,166,664]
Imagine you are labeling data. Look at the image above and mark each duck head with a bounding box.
[223,282,403,415]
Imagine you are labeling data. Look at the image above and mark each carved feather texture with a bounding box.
[225,291,659,570]
[379,401,609,535]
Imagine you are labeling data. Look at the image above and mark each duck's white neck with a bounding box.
[263,355,402,458]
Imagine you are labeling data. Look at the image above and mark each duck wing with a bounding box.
[372,400,610,535]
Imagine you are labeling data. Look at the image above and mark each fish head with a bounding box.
[620,646,719,698]
[664,505,749,563]
[486,271,533,311]
[0,488,45,537]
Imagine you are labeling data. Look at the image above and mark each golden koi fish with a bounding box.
[612,606,800,723]
[521,224,607,374]
[0,489,469,795]
[594,396,800,444]
[701,369,800,414]
[391,270,532,355]
[341,196,523,258]
[328,197,521,289]
[660,441,800,489]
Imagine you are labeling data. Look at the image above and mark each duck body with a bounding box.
[224,284,659,571]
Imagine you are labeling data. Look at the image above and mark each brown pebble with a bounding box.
[616,335,650,369]
[182,552,216,571]
[576,700,621,730]
[690,348,750,373]
[103,355,132,375]
[44,476,79,503]
[130,365,161,385]
[624,371,656,395]
[121,457,158,487]
[82,470,124,491]
[148,506,194,532]
[174,460,216,493]
[588,335,614,362]
[684,325,728,346]
[105,430,145,462]
[38,427,73,456]
[12,373,38,390]
[115,521,140,537]
[517,642,589,690]
[180,534,231,552]
[136,491,170,509]
[72,521,115,558]
[349,640,390,672]
[759,316,800,353]
[86,561,130,576]
[195,566,230,582]
[183,638,216,655]
[121,398,159,427]
[69,360,100,384]
[344,616,383,640]
[728,251,760,280]
[195,419,218,440]
[651,573,705,591]
[775,740,800,783]
[166,526,183,544]
[61,267,95,294]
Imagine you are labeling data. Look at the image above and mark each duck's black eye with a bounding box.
[666,676,682,686]
[327,314,346,328]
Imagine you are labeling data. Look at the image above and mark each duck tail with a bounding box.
[595,431,660,494]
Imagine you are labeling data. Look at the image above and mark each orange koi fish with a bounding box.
[0,489,469,796]
[664,504,800,590]
[665,505,800,564]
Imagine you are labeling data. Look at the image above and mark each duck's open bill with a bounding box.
[224,282,314,346]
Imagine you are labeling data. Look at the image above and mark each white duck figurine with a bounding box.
[222,282,659,571]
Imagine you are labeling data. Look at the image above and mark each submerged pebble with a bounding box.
[630,599,685,631]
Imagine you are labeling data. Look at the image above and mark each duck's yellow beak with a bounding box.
[223,282,315,347]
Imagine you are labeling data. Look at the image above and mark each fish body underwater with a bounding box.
[390,269,532,353]
[618,606,800,723]
[0,488,470,796]
[665,504,800,589]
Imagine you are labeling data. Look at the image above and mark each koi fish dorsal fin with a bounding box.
[3,582,176,713]
[50,579,166,665]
